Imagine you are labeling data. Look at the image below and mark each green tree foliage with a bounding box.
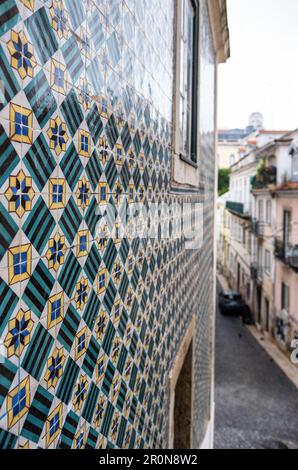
[218,168,230,196]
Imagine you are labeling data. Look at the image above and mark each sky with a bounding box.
[218,0,298,131]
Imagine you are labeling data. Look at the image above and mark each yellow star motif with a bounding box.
[50,0,68,39]
[73,374,89,412]
[75,277,89,310]
[45,347,65,389]
[5,170,35,218]
[7,30,36,79]
[76,177,91,209]
[47,116,68,156]
[4,309,34,358]
[46,233,66,271]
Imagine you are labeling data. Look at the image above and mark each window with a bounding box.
[266,200,271,225]
[292,151,298,181]
[265,250,271,274]
[281,282,289,313]
[178,0,199,164]
[283,210,291,247]
[258,200,264,222]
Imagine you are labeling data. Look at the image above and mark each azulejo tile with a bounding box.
[7,29,37,80]
[50,0,69,40]
[47,116,69,156]
[51,59,67,95]
[22,196,56,255]
[60,88,84,137]
[72,373,89,412]
[4,308,34,358]
[20,1,35,13]
[44,347,65,390]
[45,402,63,447]
[61,36,84,85]
[49,178,66,209]
[0,0,21,38]
[77,229,89,258]
[0,0,215,450]
[7,376,31,430]
[24,6,59,66]
[9,103,33,144]
[8,243,32,286]
[23,133,57,192]
[75,276,89,311]
[24,69,57,129]
[46,232,66,272]
[20,384,54,443]
[5,169,35,218]
[47,291,64,329]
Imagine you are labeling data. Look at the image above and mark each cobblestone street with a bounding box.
[215,286,298,449]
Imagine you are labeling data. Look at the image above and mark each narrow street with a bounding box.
[214,285,298,449]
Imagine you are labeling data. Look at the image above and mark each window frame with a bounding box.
[264,249,271,275]
[178,0,200,166]
[281,282,289,313]
[292,150,298,181]
[173,0,200,187]
[258,199,264,222]
[283,209,291,248]
[265,199,271,225]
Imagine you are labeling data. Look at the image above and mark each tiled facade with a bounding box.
[0,0,227,449]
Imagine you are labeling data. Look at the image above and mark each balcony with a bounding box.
[251,165,277,190]
[274,239,298,272]
[226,201,251,219]
[251,219,265,238]
[251,262,263,283]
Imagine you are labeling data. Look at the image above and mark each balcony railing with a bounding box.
[251,219,265,237]
[274,239,298,272]
[250,262,263,283]
[251,166,277,190]
[226,201,251,218]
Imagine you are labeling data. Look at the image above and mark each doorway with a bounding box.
[265,298,270,332]
[257,286,262,324]
[168,317,195,449]
[173,341,193,449]
[237,263,241,291]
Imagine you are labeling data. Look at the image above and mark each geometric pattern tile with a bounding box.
[0,0,216,451]
[58,410,79,449]
[23,134,57,191]
[25,70,57,129]
[21,385,54,443]
[0,0,20,37]
[64,0,85,32]
[58,251,81,298]
[57,303,81,353]
[61,89,84,137]
[25,7,58,65]
[86,104,103,145]
[21,324,54,381]
[0,278,19,336]
[23,259,55,318]
[0,44,20,111]
[23,196,56,255]
[0,357,18,410]
[0,203,18,262]
[0,125,20,187]
[59,196,83,245]
[62,37,84,85]
[60,143,84,191]
[85,150,103,191]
